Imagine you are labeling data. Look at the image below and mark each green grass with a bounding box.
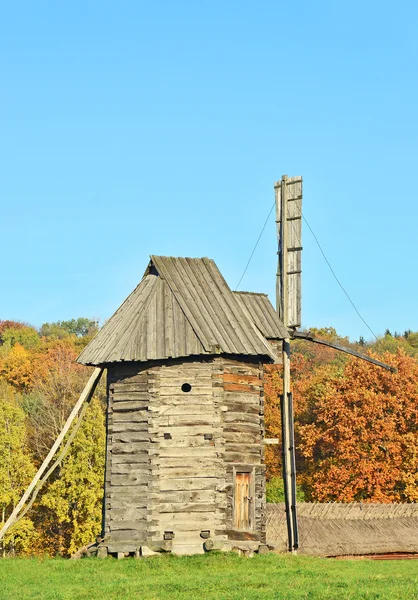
[2,553,418,600]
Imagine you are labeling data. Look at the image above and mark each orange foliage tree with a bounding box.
[295,349,418,502]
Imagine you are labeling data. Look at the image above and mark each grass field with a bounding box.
[2,553,418,600]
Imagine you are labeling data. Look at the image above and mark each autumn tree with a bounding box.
[0,382,37,555]
[296,349,418,502]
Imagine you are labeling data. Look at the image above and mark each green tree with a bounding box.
[41,318,98,339]
[0,325,40,351]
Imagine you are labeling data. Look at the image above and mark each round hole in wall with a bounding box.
[181,383,192,393]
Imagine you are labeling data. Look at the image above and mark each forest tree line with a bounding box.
[1,319,418,556]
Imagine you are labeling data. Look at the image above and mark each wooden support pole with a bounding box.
[292,331,396,372]
[276,174,297,552]
[0,367,103,542]
[281,340,295,551]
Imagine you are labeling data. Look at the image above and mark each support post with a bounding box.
[276,174,298,552]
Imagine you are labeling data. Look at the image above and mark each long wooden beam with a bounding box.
[0,367,104,542]
[292,331,396,372]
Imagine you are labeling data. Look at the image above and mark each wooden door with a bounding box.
[234,472,253,529]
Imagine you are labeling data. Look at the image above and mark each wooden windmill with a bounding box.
[0,176,394,556]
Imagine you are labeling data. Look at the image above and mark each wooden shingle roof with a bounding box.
[77,256,284,366]
[233,291,289,340]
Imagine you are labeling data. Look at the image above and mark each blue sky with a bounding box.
[1,1,417,341]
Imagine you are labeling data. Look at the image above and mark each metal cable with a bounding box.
[235,201,275,290]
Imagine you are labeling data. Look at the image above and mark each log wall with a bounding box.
[104,355,266,554]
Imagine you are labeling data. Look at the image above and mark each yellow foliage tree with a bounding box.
[38,397,106,556]
[0,383,37,555]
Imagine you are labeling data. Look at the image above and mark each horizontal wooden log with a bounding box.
[111,443,151,455]
[155,397,213,407]
[224,383,260,394]
[112,413,149,423]
[158,376,212,387]
[110,520,148,531]
[157,490,215,504]
[155,512,216,526]
[158,502,217,513]
[224,452,260,463]
[110,474,149,486]
[153,425,214,436]
[111,454,150,465]
[155,466,218,478]
[222,529,261,541]
[158,447,217,458]
[109,509,148,521]
[112,432,151,443]
[112,401,149,412]
[222,361,260,374]
[106,542,141,553]
[224,432,261,444]
[223,412,261,424]
[109,425,149,435]
[159,477,217,492]
[155,458,219,469]
[158,405,214,416]
[111,463,151,475]
[107,529,144,542]
[223,373,261,386]
[158,388,212,397]
[106,498,147,510]
[158,438,215,448]
[112,382,149,392]
[224,423,262,434]
[223,403,260,415]
[157,417,214,427]
[224,392,260,404]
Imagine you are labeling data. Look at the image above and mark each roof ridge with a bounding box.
[234,290,268,297]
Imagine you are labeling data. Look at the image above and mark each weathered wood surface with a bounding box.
[103,355,267,552]
[78,256,279,367]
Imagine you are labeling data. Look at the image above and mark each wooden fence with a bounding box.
[266,503,418,556]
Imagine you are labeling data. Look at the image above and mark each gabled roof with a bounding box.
[234,291,289,339]
[77,256,284,366]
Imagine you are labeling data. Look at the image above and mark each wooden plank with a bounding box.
[106,499,147,510]
[158,376,212,387]
[110,520,148,531]
[112,395,149,405]
[111,454,150,465]
[112,413,148,423]
[112,432,151,443]
[155,466,218,478]
[112,400,149,410]
[157,490,215,504]
[159,478,217,492]
[158,386,213,396]
[223,412,262,424]
[223,373,261,386]
[224,452,260,463]
[158,447,217,458]
[110,474,149,486]
[112,443,151,454]
[107,529,144,542]
[224,383,260,394]
[111,463,151,474]
[158,405,214,416]
[158,438,213,448]
[109,509,148,521]
[157,416,214,427]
